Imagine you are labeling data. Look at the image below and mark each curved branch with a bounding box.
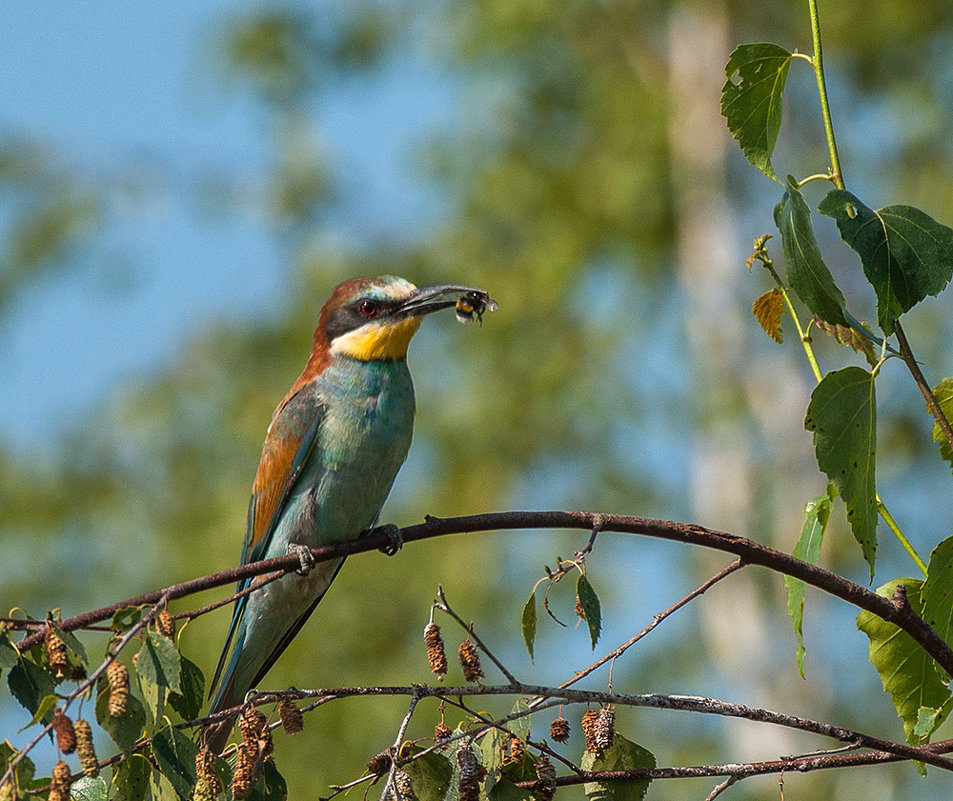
[16,511,953,678]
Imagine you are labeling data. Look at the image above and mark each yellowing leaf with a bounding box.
[752,288,785,343]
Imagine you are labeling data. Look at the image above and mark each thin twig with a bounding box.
[379,690,422,801]
[894,320,953,454]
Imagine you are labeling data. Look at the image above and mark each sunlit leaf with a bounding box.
[95,684,147,755]
[520,591,537,660]
[804,367,878,576]
[818,190,953,334]
[752,288,785,343]
[922,535,953,664]
[20,693,57,732]
[721,43,793,182]
[929,378,953,473]
[857,578,952,743]
[136,632,181,693]
[774,179,847,325]
[784,490,832,677]
[0,738,35,795]
[110,607,142,632]
[111,754,151,801]
[581,734,655,801]
[813,318,877,367]
[70,775,109,801]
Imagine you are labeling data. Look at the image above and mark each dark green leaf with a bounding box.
[111,754,152,801]
[520,592,537,660]
[581,734,655,801]
[857,578,952,743]
[7,659,55,722]
[403,749,454,801]
[923,535,953,660]
[136,632,181,693]
[152,723,198,800]
[818,190,953,333]
[168,655,205,721]
[248,759,288,801]
[804,367,878,576]
[784,490,832,677]
[577,574,602,649]
[721,43,793,182]
[774,179,847,325]
[95,683,147,754]
[0,629,19,669]
[488,778,532,801]
[70,775,110,801]
[929,378,953,473]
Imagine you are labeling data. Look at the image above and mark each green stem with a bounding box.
[764,262,823,382]
[807,0,845,189]
[878,497,928,577]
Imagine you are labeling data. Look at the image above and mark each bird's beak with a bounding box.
[396,284,497,318]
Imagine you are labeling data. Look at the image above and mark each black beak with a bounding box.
[397,284,496,318]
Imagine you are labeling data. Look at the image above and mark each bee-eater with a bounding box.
[205,275,494,752]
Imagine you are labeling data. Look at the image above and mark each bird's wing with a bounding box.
[208,390,326,699]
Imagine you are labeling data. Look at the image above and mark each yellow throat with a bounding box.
[330,317,423,361]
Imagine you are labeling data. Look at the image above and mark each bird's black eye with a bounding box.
[359,299,378,317]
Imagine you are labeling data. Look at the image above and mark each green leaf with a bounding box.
[508,698,531,743]
[818,190,953,334]
[7,659,55,722]
[152,723,198,800]
[577,574,602,649]
[929,378,953,473]
[488,778,532,801]
[111,754,152,801]
[20,693,58,732]
[402,749,454,801]
[0,739,36,798]
[168,655,205,721]
[0,629,19,669]
[581,734,655,801]
[70,775,110,801]
[721,43,793,182]
[520,592,537,660]
[922,535,953,664]
[857,578,952,743]
[136,632,181,693]
[110,606,143,632]
[804,367,878,576]
[774,178,847,326]
[248,759,288,801]
[784,490,833,677]
[95,683,147,754]
[47,621,87,665]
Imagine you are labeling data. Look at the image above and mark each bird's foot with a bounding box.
[287,543,315,576]
[375,524,403,556]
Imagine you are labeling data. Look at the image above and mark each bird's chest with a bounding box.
[307,361,415,537]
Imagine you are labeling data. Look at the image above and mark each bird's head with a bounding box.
[315,275,494,362]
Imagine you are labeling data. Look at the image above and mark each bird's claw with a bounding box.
[287,543,315,576]
[375,524,403,556]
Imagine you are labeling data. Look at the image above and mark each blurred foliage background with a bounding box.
[3,1,953,798]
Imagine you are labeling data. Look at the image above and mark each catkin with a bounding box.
[74,719,99,777]
[580,709,599,753]
[457,639,484,682]
[535,756,556,801]
[594,705,615,752]
[456,745,484,801]
[434,722,452,744]
[106,660,129,718]
[278,699,303,734]
[367,749,393,777]
[193,747,222,801]
[45,625,69,677]
[549,715,570,743]
[155,610,175,639]
[231,742,256,800]
[47,760,71,801]
[51,709,76,755]
[424,623,447,676]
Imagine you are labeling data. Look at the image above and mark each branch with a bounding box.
[894,320,953,454]
[17,512,953,679]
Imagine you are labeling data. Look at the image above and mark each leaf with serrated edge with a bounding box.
[857,578,952,743]
[752,288,784,342]
[923,535,953,667]
[721,43,792,181]
[582,734,655,801]
[520,591,537,660]
[804,367,878,576]
[774,179,847,325]
[136,632,181,693]
[929,378,953,473]
[784,491,832,677]
[7,659,55,722]
[577,574,602,649]
[813,318,878,367]
[111,753,151,801]
[818,190,953,334]
[152,724,198,800]
[70,775,109,801]
[95,684,147,754]
[168,655,204,721]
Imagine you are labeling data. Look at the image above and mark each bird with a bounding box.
[204,274,494,753]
